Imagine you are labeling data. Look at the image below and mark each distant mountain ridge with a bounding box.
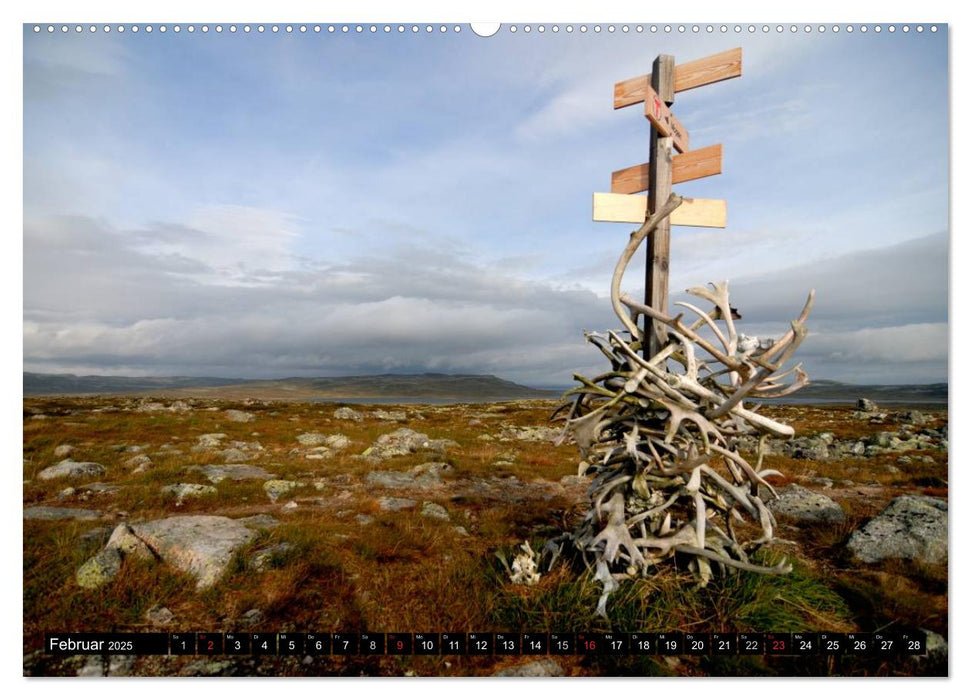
[22,371,558,399]
[22,372,947,403]
[775,379,947,404]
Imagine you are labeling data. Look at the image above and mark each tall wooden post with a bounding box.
[645,54,675,359]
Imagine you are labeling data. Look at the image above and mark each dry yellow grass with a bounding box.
[22,395,948,677]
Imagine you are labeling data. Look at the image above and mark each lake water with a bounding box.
[306,396,554,406]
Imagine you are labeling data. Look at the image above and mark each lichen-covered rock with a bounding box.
[190,464,277,484]
[248,542,294,572]
[371,409,406,421]
[127,515,257,589]
[263,479,301,502]
[225,409,255,423]
[420,502,450,520]
[161,483,217,505]
[297,432,327,446]
[53,444,74,458]
[499,425,561,442]
[146,604,175,626]
[37,460,106,481]
[363,428,457,461]
[194,433,227,449]
[847,495,947,564]
[236,513,281,530]
[378,496,416,511]
[124,454,153,470]
[493,660,564,677]
[106,523,154,559]
[24,506,101,521]
[767,484,845,523]
[333,406,363,422]
[76,547,122,589]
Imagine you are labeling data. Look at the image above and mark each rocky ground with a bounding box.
[22,396,947,677]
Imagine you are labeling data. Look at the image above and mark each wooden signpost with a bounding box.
[593,47,742,358]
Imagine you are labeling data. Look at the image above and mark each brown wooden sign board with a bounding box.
[642,83,689,153]
[592,192,726,228]
[614,47,742,109]
[611,144,723,195]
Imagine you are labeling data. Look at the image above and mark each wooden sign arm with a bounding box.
[611,193,684,341]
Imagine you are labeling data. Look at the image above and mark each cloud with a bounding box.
[23,214,611,384]
[23,212,948,387]
[514,80,609,141]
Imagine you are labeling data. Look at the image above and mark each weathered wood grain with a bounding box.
[611,144,723,194]
[614,47,742,109]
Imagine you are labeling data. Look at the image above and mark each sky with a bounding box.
[22,21,949,387]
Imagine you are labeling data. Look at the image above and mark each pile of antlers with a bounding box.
[552,193,814,617]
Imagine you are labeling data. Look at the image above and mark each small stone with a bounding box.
[180,659,237,676]
[58,486,76,500]
[282,500,299,511]
[453,526,469,536]
[378,496,417,512]
[492,660,564,677]
[37,460,106,481]
[225,409,255,423]
[334,406,363,422]
[371,409,407,421]
[248,543,294,572]
[767,484,845,523]
[77,655,136,677]
[297,432,327,446]
[161,483,218,505]
[24,505,101,521]
[195,433,227,449]
[324,434,351,450]
[76,547,122,589]
[124,454,152,469]
[240,608,263,626]
[236,514,281,530]
[355,514,375,526]
[53,444,74,458]
[366,471,417,489]
[263,479,301,502]
[857,398,879,412]
[191,464,277,484]
[420,502,450,521]
[146,604,175,626]
[220,448,251,462]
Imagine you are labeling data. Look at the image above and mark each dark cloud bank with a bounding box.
[24,216,947,387]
